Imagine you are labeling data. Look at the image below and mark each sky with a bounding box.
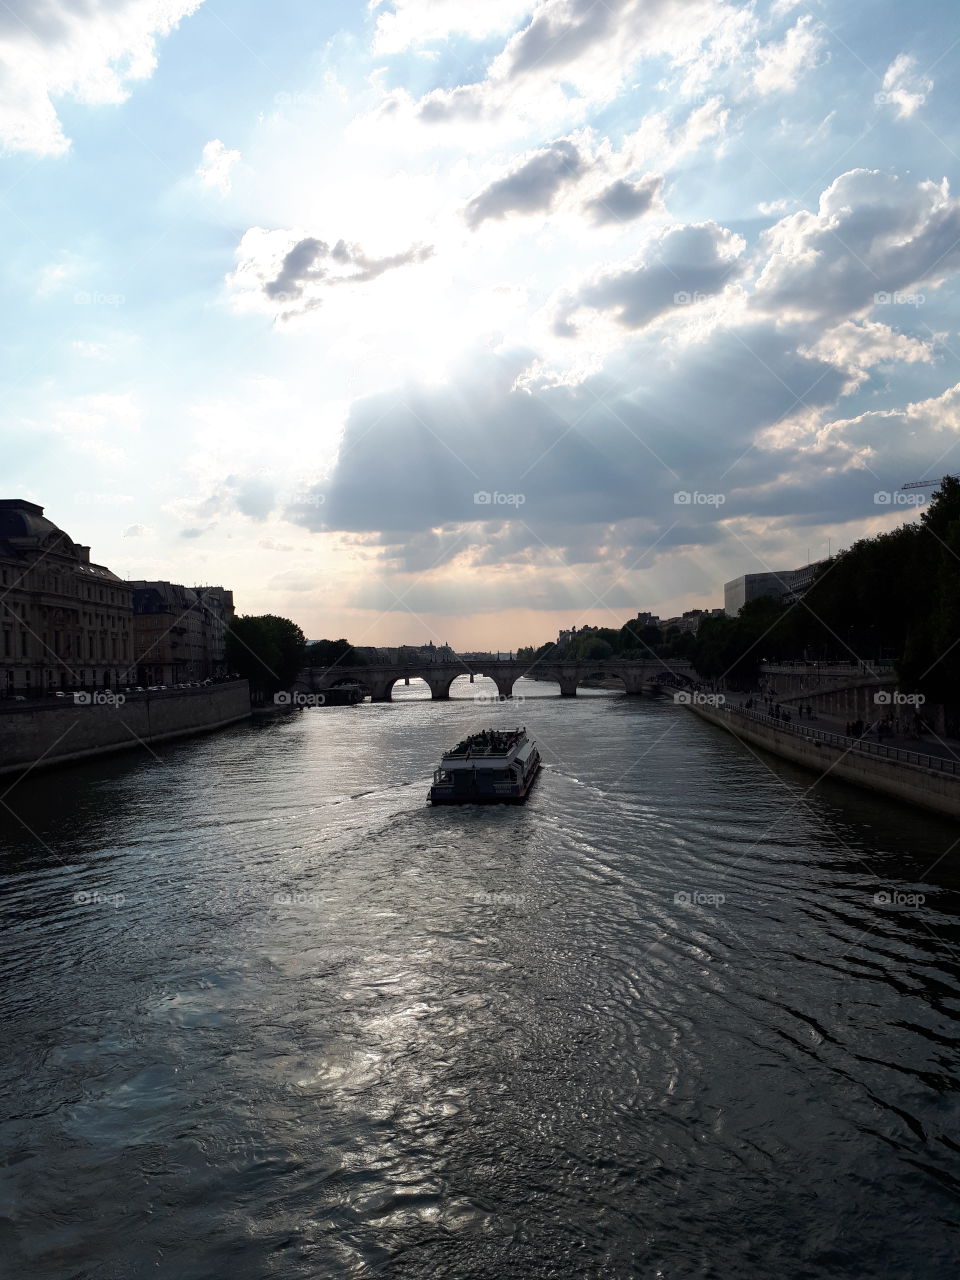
[3,0,960,649]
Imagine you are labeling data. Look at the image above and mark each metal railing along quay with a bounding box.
[716,702,960,776]
[759,660,896,676]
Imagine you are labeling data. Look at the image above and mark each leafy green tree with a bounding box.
[226,615,306,699]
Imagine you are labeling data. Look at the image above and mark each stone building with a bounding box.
[130,582,234,685]
[0,498,134,695]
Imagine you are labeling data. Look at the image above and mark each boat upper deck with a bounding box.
[442,728,526,760]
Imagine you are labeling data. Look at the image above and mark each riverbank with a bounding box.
[0,681,251,776]
[687,700,960,820]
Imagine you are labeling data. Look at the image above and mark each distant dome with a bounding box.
[0,499,69,545]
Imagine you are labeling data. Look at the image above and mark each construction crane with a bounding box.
[901,475,958,491]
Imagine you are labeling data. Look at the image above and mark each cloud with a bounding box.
[123,523,146,537]
[197,475,277,522]
[877,53,933,119]
[46,391,140,462]
[582,174,662,226]
[465,139,585,228]
[285,325,850,551]
[37,256,83,296]
[757,198,792,216]
[230,228,435,317]
[752,14,824,96]
[753,169,960,322]
[370,0,531,54]
[0,0,204,155]
[815,382,960,483]
[412,0,731,126]
[801,320,936,388]
[555,221,746,333]
[196,138,240,194]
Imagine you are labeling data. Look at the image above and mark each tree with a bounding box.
[306,637,366,668]
[226,614,306,700]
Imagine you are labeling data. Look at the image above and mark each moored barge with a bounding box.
[428,727,541,804]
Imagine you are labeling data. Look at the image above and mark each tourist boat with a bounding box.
[428,727,541,804]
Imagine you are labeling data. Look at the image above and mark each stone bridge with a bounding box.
[295,658,696,702]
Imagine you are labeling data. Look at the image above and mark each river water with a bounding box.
[1,677,958,1279]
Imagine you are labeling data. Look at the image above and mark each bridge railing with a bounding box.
[760,661,896,676]
[713,703,960,776]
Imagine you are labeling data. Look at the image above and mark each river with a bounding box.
[1,677,958,1278]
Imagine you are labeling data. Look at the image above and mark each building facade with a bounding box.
[130,582,235,686]
[724,562,827,616]
[0,499,134,695]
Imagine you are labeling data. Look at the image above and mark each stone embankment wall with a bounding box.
[777,680,895,721]
[0,682,251,776]
[688,702,960,821]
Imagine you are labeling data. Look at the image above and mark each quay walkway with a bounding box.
[687,699,960,819]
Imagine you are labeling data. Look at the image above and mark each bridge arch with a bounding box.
[368,668,464,701]
[573,669,631,697]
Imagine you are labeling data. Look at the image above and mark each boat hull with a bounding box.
[428,763,541,805]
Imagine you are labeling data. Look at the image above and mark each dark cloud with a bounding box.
[264,236,434,308]
[465,140,585,228]
[754,169,960,322]
[503,0,625,78]
[556,222,745,333]
[582,175,662,225]
[285,326,849,557]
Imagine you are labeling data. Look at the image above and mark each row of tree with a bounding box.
[516,479,960,711]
